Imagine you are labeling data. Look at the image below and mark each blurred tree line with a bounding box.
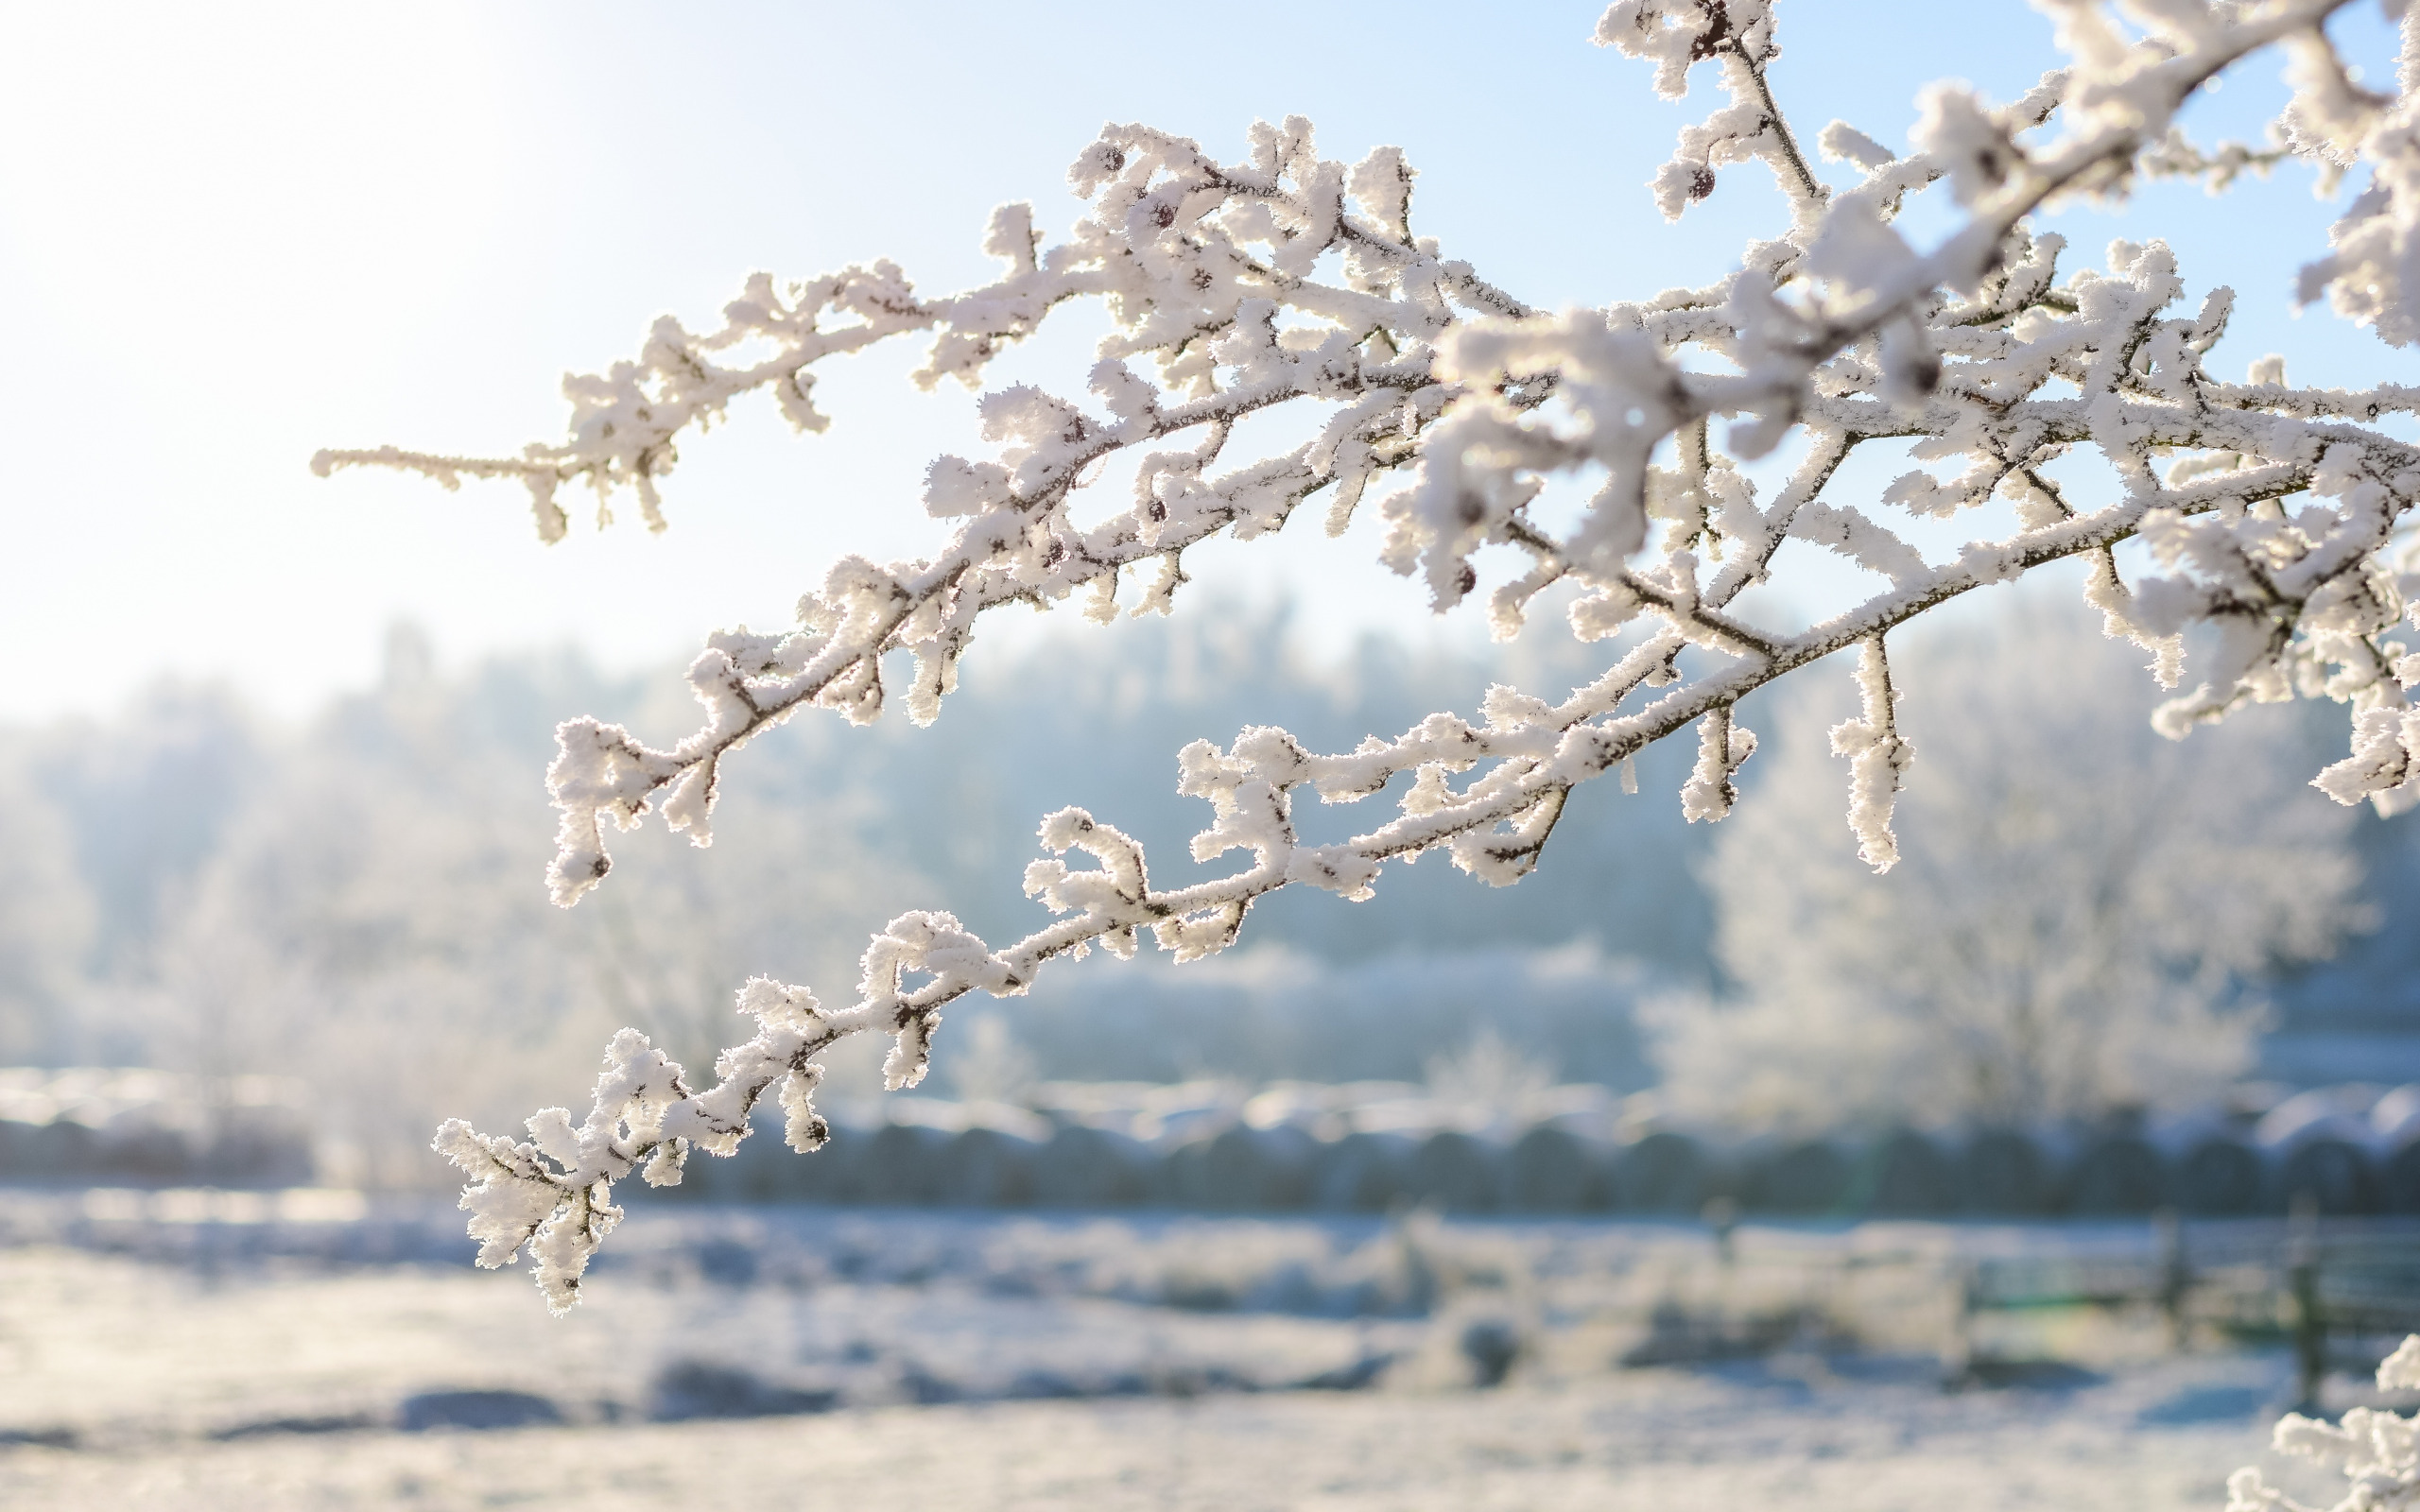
[0,591,2408,1181]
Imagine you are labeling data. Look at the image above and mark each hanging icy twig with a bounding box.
[1829,636,1914,871]
[1681,707,1758,822]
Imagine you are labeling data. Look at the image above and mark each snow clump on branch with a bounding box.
[2231,1336,2420,1512]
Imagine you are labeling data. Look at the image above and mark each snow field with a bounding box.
[0,1206,2387,1510]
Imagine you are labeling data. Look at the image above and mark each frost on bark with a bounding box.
[325,0,2420,1309]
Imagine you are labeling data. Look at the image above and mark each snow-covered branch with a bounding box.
[325,0,2420,1306]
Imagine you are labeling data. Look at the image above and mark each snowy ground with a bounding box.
[0,1199,2392,1510]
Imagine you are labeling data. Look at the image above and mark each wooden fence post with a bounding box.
[1703,1194,1738,1271]
[2155,1207,2190,1352]
[1941,1258,1979,1386]
[2289,1192,2324,1413]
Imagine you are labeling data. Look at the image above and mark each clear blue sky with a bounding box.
[0,0,2407,721]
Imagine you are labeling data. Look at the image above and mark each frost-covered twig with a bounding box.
[1828,636,1912,869]
[325,0,2420,1305]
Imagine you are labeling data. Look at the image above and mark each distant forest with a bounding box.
[1,593,2414,1180]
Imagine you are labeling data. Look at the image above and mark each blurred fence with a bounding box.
[0,1069,313,1189]
[650,1080,2420,1220]
[12,1070,2420,1222]
[1952,1213,2420,1402]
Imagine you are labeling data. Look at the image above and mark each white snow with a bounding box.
[0,1206,2390,1512]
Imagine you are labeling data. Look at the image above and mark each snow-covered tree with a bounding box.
[322,0,2420,1310]
[1654,598,2364,1133]
[0,758,95,1067]
[127,634,928,1188]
